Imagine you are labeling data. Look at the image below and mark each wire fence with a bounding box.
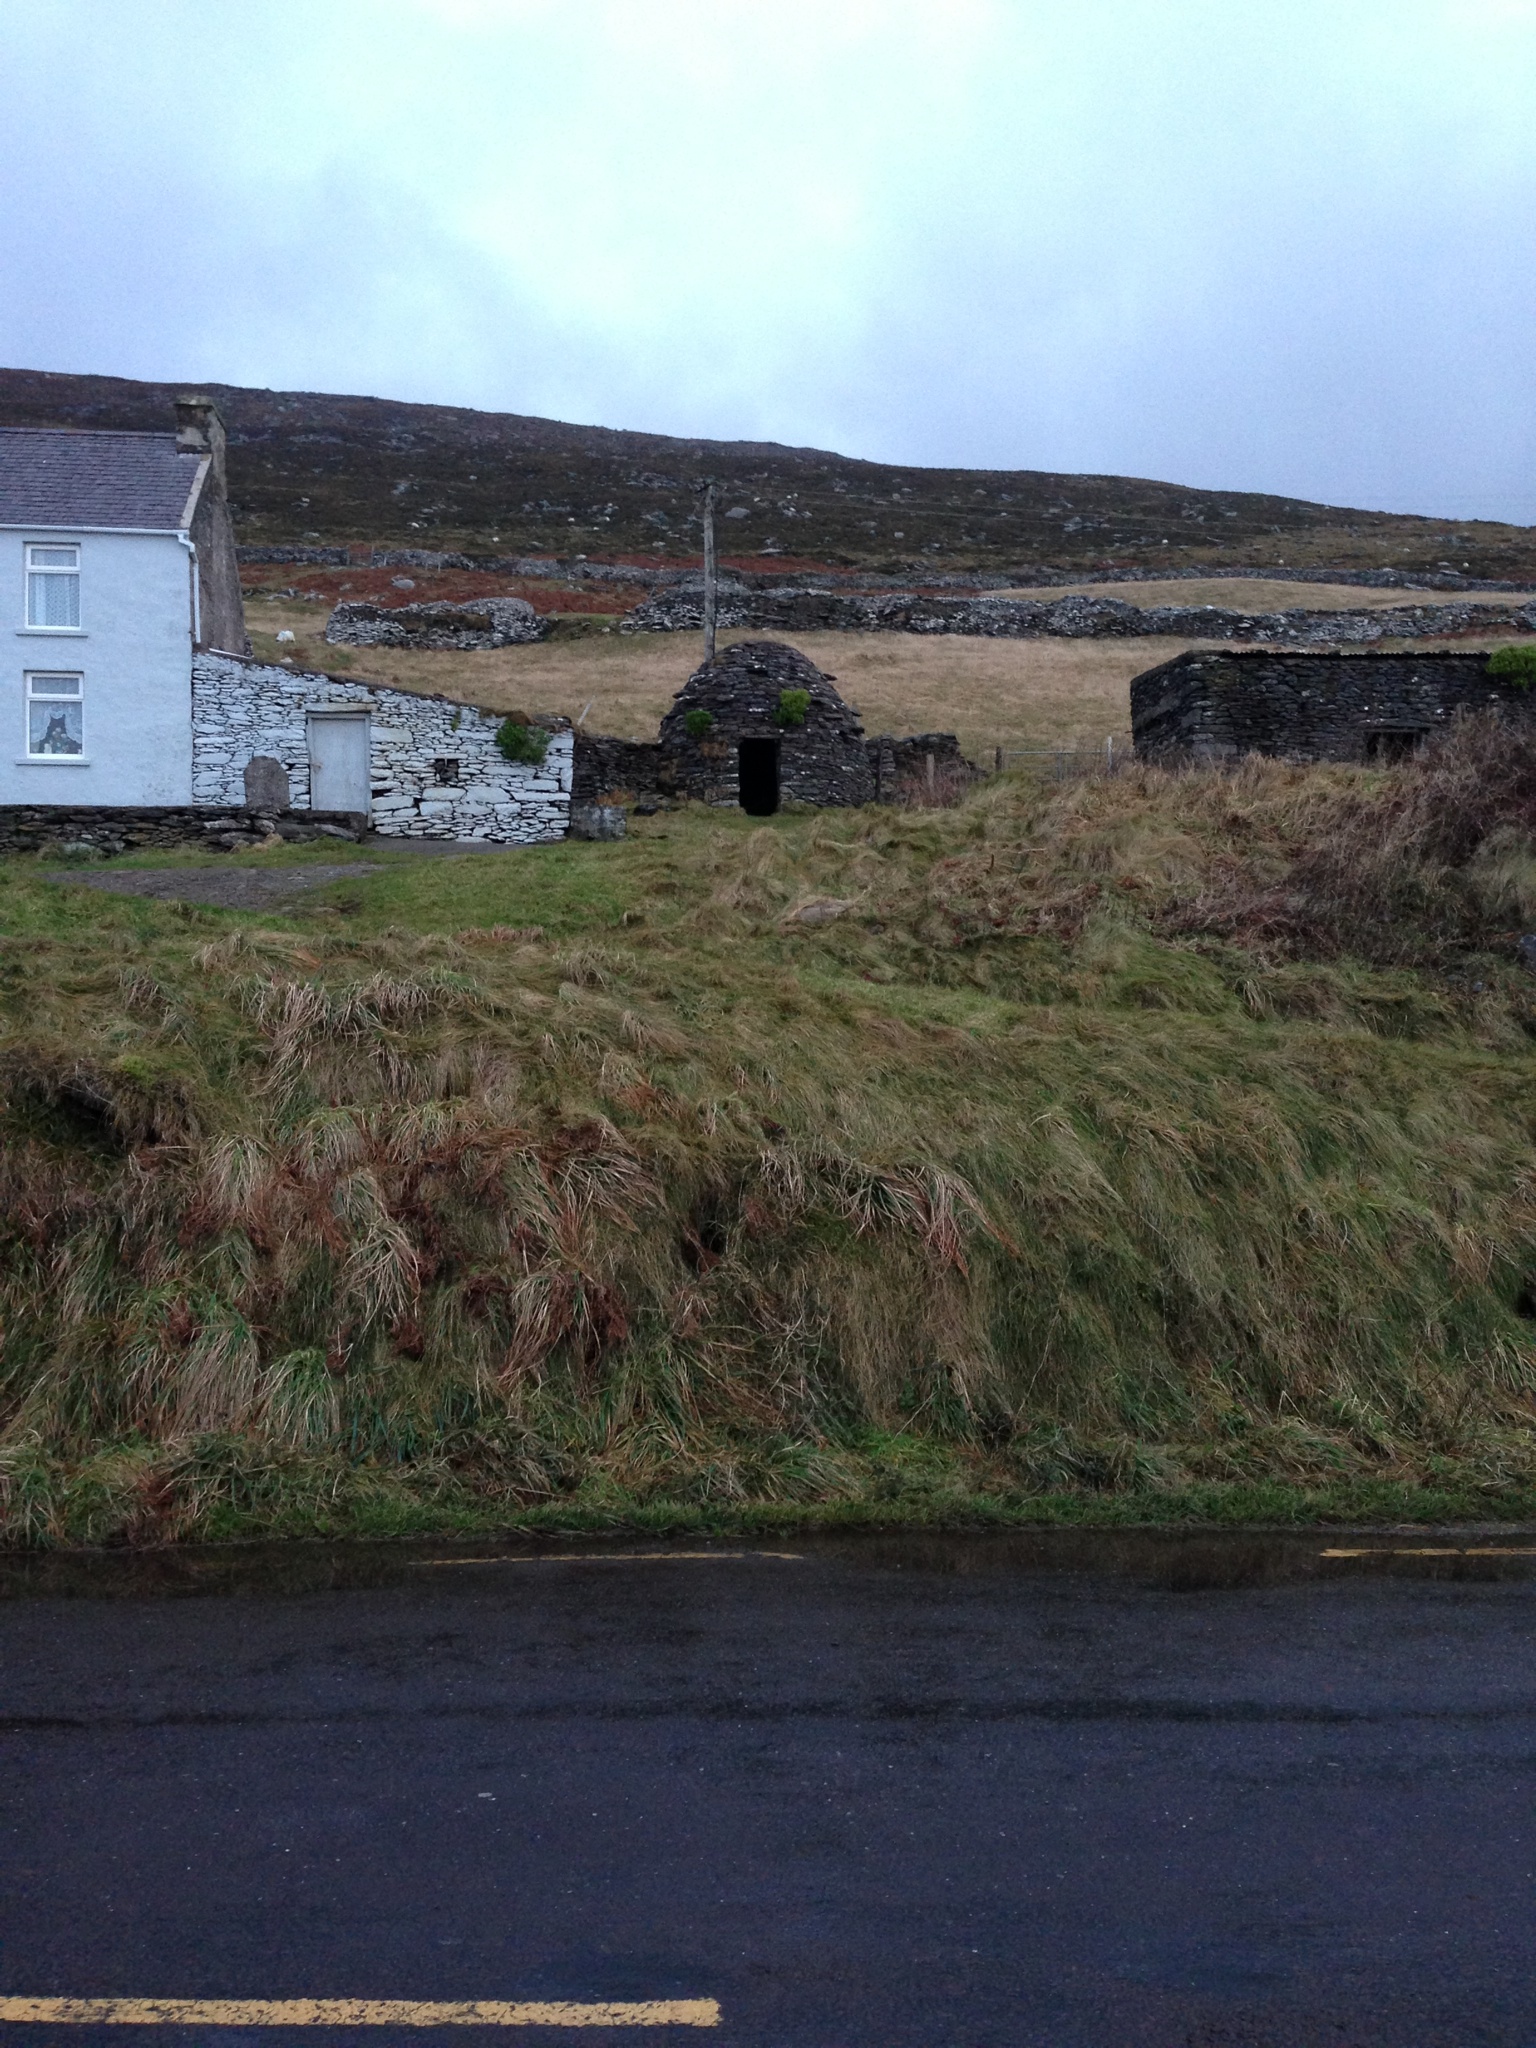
[989,737,1128,780]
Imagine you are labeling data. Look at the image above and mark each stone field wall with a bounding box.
[0,804,364,859]
[192,653,571,841]
[1131,650,1536,762]
[623,586,1536,646]
[325,598,544,650]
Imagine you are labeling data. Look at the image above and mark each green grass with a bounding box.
[4,728,1536,1547]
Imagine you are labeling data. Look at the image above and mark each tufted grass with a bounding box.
[3,715,1536,1545]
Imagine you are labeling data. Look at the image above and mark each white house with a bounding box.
[0,398,246,807]
[0,402,571,841]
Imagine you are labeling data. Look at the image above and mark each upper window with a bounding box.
[25,672,84,757]
[25,544,80,629]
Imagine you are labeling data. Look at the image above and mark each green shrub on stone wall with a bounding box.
[1488,645,1536,688]
[776,688,811,728]
[495,720,550,766]
[684,708,715,739]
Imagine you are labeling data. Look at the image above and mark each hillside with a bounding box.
[4,365,1535,583]
[3,720,1536,1545]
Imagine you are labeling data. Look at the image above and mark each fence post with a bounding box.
[925,751,935,796]
[995,746,1003,774]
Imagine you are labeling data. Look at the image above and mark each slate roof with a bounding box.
[0,428,206,531]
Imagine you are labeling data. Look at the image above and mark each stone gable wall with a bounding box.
[1132,650,1536,762]
[192,653,571,840]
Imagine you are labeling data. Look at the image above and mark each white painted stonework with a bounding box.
[192,653,571,840]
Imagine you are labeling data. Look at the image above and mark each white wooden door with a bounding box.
[308,714,371,815]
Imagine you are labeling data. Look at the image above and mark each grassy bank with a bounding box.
[3,720,1536,1545]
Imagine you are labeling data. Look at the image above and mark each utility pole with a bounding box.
[700,478,717,664]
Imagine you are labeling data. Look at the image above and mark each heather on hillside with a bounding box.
[6,365,1534,581]
[2,718,1535,1545]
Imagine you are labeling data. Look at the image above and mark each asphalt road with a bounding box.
[4,1532,1536,2047]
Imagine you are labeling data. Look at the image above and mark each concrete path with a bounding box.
[39,862,385,910]
[38,837,515,911]
[3,1530,1535,2046]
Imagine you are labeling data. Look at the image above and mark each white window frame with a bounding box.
[22,670,87,764]
[24,543,82,632]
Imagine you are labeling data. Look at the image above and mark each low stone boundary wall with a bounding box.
[571,735,671,803]
[623,587,1536,645]
[0,806,364,859]
[324,598,543,650]
[572,728,974,806]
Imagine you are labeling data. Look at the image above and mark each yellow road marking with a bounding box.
[0,1998,719,2029]
[1320,1546,1536,1558]
[414,1551,800,1567]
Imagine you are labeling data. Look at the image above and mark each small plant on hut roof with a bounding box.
[776,687,811,728]
[684,708,715,739]
[495,718,550,766]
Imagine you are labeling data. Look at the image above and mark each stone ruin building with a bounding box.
[573,639,970,814]
[1132,648,1536,764]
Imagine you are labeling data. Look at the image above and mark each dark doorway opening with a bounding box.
[1364,728,1428,763]
[738,737,780,815]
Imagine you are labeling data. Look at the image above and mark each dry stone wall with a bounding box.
[192,653,571,841]
[325,598,544,650]
[624,586,1536,645]
[0,804,363,859]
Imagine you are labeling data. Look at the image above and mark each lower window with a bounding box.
[25,672,84,757]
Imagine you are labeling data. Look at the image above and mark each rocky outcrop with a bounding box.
[324,597,544,650]
[623,587,1536,646]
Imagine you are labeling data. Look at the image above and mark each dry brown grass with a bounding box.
[7,718,1536,1541]
[244,593,1534,762]
[248,596,1174,754]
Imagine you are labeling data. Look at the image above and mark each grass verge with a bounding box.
[3,716,1536,1547]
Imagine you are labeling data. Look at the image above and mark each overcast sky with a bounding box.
[2,0,1533,521]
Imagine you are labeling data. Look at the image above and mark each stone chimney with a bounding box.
[175,394,227,497]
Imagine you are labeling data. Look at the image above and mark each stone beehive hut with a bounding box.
[656,640,874,813]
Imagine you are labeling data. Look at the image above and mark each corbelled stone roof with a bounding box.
[0,428,206,530]
[662,639,862,737]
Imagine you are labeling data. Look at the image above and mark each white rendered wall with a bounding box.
[2,529,193,805]
[192,654,572,840]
